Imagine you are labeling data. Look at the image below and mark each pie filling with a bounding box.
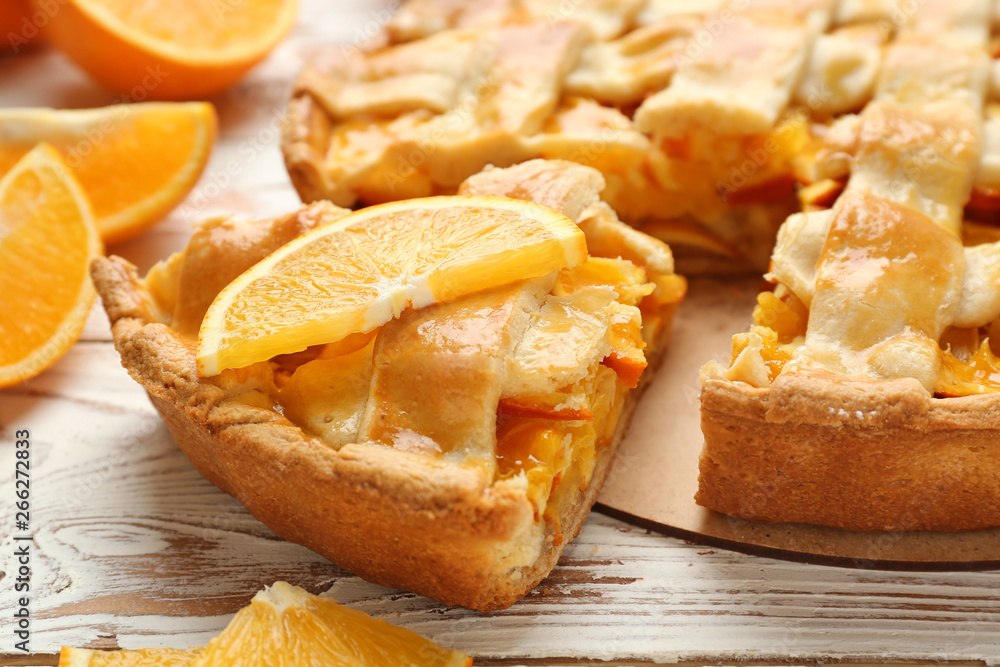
[272,254,682,545]
[725,281,1000,398]
[140,167,683,566]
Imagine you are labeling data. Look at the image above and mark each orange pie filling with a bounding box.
[613,112,814,266]
[271,254,680,545]
[312,92,813,266]
[722,260,1000,399]
[730,294,1000,398]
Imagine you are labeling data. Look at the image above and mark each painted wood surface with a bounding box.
[2,1,1000,665]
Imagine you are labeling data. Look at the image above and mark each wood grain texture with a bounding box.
[2,1,1000,665]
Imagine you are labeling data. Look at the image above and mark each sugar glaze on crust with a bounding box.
[698,0,1000,534]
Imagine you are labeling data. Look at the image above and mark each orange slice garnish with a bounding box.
[197,195,588,376]
[0,103,216,244]
[59,582,471,667]
[0,144,101,389]
[58,648,199,667]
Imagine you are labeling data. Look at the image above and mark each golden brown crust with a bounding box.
[698,372,1000,532]
[281,90,789,276]
[281,92,341,206]
[278,6,821,277]
[92,247,672,611]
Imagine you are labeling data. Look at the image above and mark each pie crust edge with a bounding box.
[699,373,1000,533]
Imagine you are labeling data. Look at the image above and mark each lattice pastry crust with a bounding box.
[91,160,683,610]
[700,0,1000,532]
[285,0,1000,275]
[283,0,882,274]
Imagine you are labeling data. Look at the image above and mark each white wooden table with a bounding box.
[2,2,1000,665]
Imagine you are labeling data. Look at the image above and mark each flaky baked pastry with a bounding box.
[283,0,1000,275]
[699,0,1000,532]
[281,0,828,274]
[92,160,684,610]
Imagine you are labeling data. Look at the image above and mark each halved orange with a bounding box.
[197,196,588,376]
[0,144,101,389]
[0,103,216,243]
[59,582,472,667]
[41,0,297,100]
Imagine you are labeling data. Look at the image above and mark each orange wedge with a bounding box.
[58,648,200,667]
[197,196,588,376]
[193,582,471,667]
[42,0,297,100]
[59,582,472,667]
[0,103,216,244]
[0,144,101,389]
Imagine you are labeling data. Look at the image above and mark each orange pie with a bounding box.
[280,1,842,274]
[699,0,1000,532]
[92,160,684,610]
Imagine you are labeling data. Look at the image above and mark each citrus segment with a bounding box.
[0,103,216,243]
[59,582,471,667]
[197,196,588,376]
[0,143,101,389]
[42,0,297,99]
[192,581,471,667]
[58,647,201,667]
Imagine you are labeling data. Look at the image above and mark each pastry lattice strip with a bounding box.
[806,0,1000,199]
[754,0,1000,394]
[387,0,646,42]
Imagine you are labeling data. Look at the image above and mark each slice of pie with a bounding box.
[91,160,684,610]
[698,2,1000,532]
